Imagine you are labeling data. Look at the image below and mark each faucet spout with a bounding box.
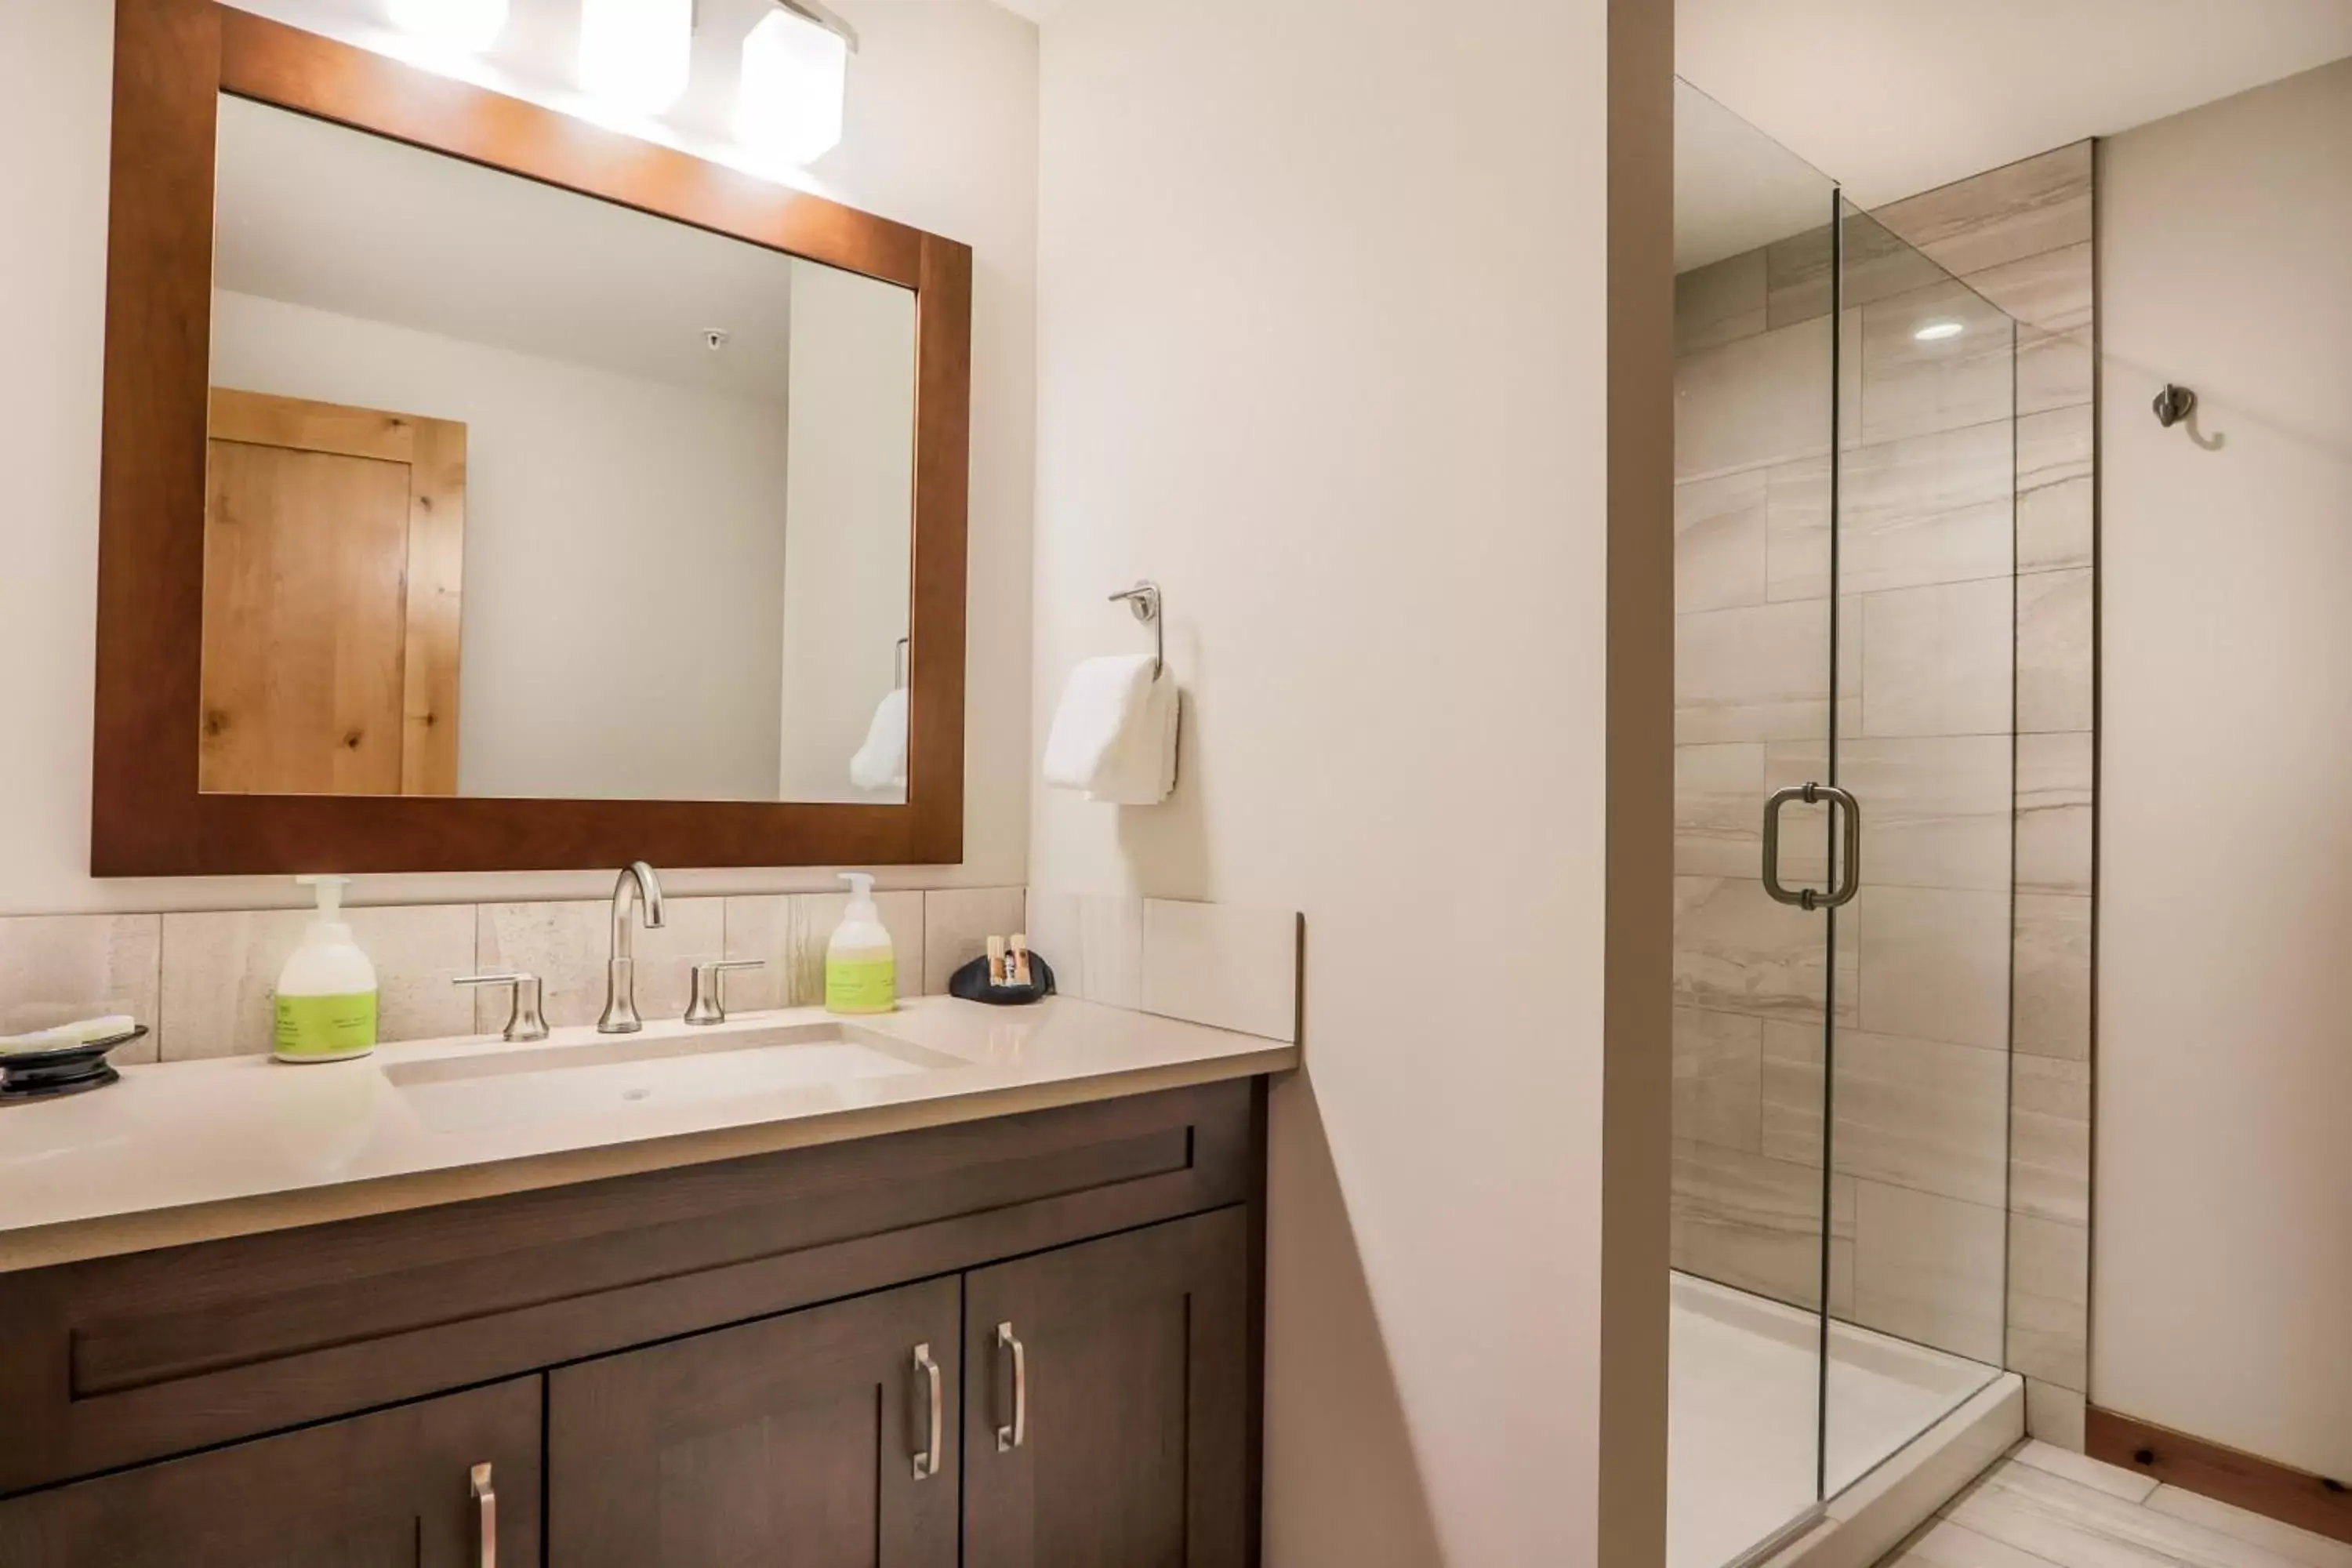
[599,861,666,1033]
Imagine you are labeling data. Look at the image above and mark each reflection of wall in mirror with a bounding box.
[777,260,918,805]
[211,288,793,801]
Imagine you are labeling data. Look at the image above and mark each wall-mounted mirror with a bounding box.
[206,96,915,808]
[93,4,969,875]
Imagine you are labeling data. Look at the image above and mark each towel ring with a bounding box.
[1108,582,1163,675]
[893,636,910,690]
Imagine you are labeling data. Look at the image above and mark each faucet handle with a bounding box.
[685,960,764,1026]
[456,972,549,1043]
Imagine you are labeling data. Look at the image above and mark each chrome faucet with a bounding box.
[597,861,667,1034]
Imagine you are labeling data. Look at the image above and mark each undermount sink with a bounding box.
[384,1022,964,1134]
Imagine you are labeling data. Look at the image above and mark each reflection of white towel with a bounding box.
[1042,655,1178,805]
[850,686,908,793]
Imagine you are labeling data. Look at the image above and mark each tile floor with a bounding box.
[1880,1440,2352,1568]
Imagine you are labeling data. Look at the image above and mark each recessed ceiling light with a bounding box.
[1914,320,1965,343]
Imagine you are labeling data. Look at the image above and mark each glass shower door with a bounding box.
[1813,200,2017,1493]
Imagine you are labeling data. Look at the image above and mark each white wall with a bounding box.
[212,288,794,803]
[1032,0,1672,1559]
[2096,55,2352,1481]
[0,0,1034,912]
[778,263,918,804]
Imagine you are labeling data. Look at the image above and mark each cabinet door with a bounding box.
[964,1207,1254,1568]
[550,1276,960,1567]
[0,1376,539,1567]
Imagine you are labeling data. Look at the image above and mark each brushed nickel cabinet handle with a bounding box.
[995,1322,1026,1451]
[912,1342,943,1479]
[470,1462,497,1568]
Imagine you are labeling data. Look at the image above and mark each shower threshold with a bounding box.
[1670,1272,2025,1568]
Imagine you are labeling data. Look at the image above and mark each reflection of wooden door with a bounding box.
[200,388,466,796]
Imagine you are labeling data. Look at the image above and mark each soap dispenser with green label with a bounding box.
[825,872,897,1015]
[272,875,379,1063]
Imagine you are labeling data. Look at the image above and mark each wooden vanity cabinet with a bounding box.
[0,1377,540,1567]
[0,1080,1268,1566]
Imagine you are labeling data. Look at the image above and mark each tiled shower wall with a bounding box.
[1671,144,2096,1446]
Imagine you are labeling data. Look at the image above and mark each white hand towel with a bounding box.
[1086,670,1179,805]
[1043,655,1160,793]
[849,686,909,793]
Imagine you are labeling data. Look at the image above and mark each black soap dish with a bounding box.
[949,955,1056,1007]
[0,1025,148,1105]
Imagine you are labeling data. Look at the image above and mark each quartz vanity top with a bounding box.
[0,996,1297,1272]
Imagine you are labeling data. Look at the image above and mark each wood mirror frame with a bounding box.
[93,0,970,876]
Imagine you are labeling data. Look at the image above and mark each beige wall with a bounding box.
[0,0,1035,913]
[2095,56,2352,1482]
[1032,0,1672,1559]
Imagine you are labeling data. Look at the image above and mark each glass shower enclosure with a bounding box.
[1668,81,2021,1568]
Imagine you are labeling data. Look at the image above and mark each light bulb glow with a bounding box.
[579,0,694,117]
[736,9,849,165]
[1913,319,1966,343]
[386,0,508,53]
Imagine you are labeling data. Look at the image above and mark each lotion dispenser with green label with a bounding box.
[825,873,896,1015]
[273,875,379,1063]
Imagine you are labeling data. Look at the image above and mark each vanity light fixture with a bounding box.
[579,0,695,118]
[385,0,509,53]
[1913,319,1966,343]
[736,0,858,166]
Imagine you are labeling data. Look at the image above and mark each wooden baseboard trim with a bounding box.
[2086,1406,2352,1546]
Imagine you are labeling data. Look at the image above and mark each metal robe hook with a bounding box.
[2153,383,2198,429]
[1108,581,1164,675]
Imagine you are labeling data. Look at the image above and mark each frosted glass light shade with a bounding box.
[579,0,695,117]
[386,0,508,52]
[735,8,849,165]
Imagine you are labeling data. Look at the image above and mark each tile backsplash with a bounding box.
[0,914,163,1063]
[0,886,1305,1058]
[0,889,1021,1062]
[1033,891,1300,1044]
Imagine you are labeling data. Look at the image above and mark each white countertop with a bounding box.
[0,996,1297,1273]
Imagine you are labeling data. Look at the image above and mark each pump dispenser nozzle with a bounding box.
[840,871,877,913]
[296,875,353,935]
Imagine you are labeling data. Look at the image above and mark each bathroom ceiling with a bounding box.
[1679,0,2352,208]
[214,95,800,401]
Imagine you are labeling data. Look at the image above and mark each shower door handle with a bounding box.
[1761,783,1861,911]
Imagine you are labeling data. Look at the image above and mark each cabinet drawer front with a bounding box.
[0,1376,539,1567]
[552,1277,962,1567]
[0,1078,1261,1494]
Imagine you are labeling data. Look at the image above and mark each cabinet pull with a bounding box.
[912,1342,943,1479]
[470,1462,497,1568]
[995,1321,1027,1452]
